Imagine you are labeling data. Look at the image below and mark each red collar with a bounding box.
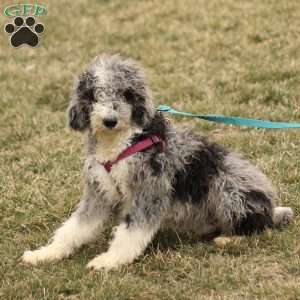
[100,134,165,172]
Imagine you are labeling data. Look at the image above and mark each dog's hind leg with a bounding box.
[213,236,243,248]
[213,207,294,248]
[22,189,109,265]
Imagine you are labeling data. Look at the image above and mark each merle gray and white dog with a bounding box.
[22,54,293,270]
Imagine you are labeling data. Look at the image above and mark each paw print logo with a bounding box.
[4,16,45,48]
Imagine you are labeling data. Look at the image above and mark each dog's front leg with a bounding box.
[87,169,171,271]
[87,221,158,270]
[22,186,109,265]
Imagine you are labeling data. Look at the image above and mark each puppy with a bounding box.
[22,54,293,270]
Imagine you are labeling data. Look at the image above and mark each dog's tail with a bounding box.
[273,206,294,227]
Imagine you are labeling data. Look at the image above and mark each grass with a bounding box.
[1,0,300,298]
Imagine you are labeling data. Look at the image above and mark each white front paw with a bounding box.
[22,249,47,265]
[87,253,120,271]
[22,245,69,265]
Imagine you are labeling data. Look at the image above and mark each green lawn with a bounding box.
[1,0,300,299]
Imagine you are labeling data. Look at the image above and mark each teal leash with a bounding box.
[157,105,300,129]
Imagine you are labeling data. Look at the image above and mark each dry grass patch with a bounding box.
[1,0,300,299]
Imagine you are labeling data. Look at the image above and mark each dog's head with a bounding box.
[68,54,155,136]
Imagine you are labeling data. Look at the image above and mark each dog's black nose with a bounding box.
[103,118,118,129]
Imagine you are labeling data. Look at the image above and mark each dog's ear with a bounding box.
[124,88,146,126]
[68,102,90,131]
[68,72,94,131]
[76,71,95,103]
[124,87,154,127]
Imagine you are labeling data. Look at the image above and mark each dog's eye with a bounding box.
[82,88,95,103]
[123,89,135,103]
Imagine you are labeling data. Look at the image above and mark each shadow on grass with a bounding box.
[150,229,220,252]
[65,226,285,267]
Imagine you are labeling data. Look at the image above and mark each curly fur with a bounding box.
[22,54,294,270]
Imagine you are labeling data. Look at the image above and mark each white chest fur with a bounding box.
[110,159,131,197]
[84,156,132,212]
